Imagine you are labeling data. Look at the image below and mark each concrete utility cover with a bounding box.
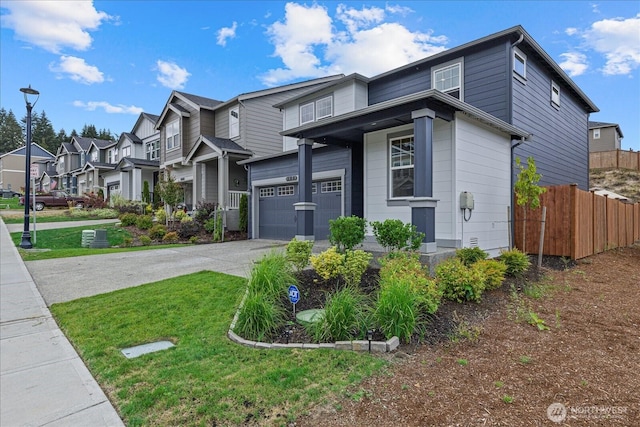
[121,341,175,359]
[296,309,325,325]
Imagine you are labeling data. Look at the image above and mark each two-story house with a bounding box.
[55,136,114,195]
[244,25,598,257]
[0,143,54,193]
[102,113,161,201]
[155,76,343,229]
[588,121,624,152]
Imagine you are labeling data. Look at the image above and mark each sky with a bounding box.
[1,1,638,150]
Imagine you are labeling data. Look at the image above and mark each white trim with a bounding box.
[513,46,527,81]
[551,80,561,108]
[431,57,464,101]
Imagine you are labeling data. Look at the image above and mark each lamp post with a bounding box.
[19,85,39,249]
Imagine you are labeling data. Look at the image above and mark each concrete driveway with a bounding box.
[25,239,287,305]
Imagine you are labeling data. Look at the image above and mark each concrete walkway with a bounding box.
[0,218,124,426]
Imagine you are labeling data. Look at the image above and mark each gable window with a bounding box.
[121,146,131,158]
[80,152,86,166]
[166,120,180,150]
[299,95,333,125]
[390,135,414,198]
[146,140,160,160]
[300,102,314,124]
[90,151,98,162]
[107,148,117,163]
[593,129,600,139]
[513,47,527,80]
[229,106,239,139]
[551,81,560,108]
[432,59,463,100]
[315,96,333,120]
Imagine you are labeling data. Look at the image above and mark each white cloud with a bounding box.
[156,60,191,89]
[559,52,589,76]
[72,101,143,115]
[50,56,105,84]
[565,27,578,36]
[261,2,447,86]
[217,21,238,46]
[0,1,112,53]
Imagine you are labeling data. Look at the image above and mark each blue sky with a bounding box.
[1,1,638,150]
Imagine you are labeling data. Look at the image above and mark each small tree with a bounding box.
[239,193,248,233]
[514,156,546,253]
[142,180,150,204]
[154,171,183,226]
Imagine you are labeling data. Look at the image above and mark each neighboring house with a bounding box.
[75,139,117,195]
[102,113,161,201]
[55,136,114,195]
[156,76,342,229]
[0,143,55,193]
[589,121,624,152]
[244,25,598,257]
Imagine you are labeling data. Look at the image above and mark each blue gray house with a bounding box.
[243,25,598,257]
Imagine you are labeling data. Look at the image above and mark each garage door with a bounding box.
[258,179,342,240]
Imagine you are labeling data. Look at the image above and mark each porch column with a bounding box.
[218,154,228,209]
[410,108,438,253]
[294,138,316,241]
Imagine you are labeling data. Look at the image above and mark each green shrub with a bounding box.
[310,246,345,281]
[90,208,119,219]
[456,247,488,266]
[286,238,314,271]
[436,258,486,302]
[136,215,153,230]
[309,286,367,342]
[139,235,152,246]
[122,237,133,247]
[235,291,285,341]
[475,259,507,290]
[181,215,193,223]
[239,193,248,233]
[371,219,424,252]
[119,213,138,226]
[174,209,187,221]
[342,250,372,287]
[148,224,167,240]
[499,248,531,276]
[375,278,419,343]
[248,252,296,301]
[162,231,179,243]
[329,216,366,253]
[189,236,198,244]
[155,207,167,224]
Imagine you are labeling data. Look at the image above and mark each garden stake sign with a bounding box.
[288,284,300,317]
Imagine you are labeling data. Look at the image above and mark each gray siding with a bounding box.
[244,96,283,157]
[200,109,216,138]
[589,127,620,152]
[368,67,430,105]
[464,42,509,121]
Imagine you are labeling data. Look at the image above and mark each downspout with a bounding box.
[509,31,525,249]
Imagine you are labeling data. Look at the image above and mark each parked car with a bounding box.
[1,189,22,198]
[19,190,85,211]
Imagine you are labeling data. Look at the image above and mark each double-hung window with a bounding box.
[121,146,131,158]
[300,102,315,124]
[390,135,415,198]
[166,121,180,150]
[299,95,333,125]
[146,140,160,160]
[433,59,463,100]
[90,151,98,162]
[551,81,561,108]
[593,128,600,139]
[513,47,527,81]
[315,96,332,120]
[229,106,239,138]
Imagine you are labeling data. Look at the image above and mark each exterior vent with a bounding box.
[469,237,479,248]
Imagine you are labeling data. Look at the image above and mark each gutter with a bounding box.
[509,31,525,249]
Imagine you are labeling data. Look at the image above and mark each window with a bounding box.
[259,187,275,198]
[107,149,117,163]
[593,129,600,139]
[321,180,341,193]
[146,140,160,160]
[390,135,414,198]
[121,146,131,158]
[229,106,239,139]
[433,60,462,99]
[80,152,86,166]
[311,183,317,194]
[278,185,295,196]
[513,47,527,80]
[315,96,332,120]
[551,81,560,107]
[90,151,98,162]
[300,102,314,124]
[166,120,180,150]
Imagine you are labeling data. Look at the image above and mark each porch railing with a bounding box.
[228,190,248,210]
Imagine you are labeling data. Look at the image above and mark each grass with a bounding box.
[51,271,387,426]
[1,208,119,223]
[0,197,23,210]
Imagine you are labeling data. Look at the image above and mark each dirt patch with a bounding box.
[293,245,640,426]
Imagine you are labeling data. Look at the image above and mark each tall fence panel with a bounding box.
[590,149,640,171]
[514,184,639,259]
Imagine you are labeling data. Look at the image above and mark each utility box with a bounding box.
[90,229,109,248]
[81,230,95,248]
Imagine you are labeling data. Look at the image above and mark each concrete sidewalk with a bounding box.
[0,218,124,426]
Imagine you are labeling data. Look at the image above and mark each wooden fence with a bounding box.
[514,184,640,259]
[590,149,640,170]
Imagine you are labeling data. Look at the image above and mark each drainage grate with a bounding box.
[121,341,175,359]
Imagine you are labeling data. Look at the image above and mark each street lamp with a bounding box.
[19,85,40,249]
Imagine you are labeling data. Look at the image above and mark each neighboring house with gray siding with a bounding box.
[248,25,597,256]
[55,136,114,195]
[0,143,54,193]
[588,121,623,152]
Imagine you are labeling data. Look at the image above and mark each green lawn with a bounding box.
[2,210,118,224]
[51,271,388,426]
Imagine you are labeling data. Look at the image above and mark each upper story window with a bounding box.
[513,47,527,81]
[389,135,414,198]
[166,120,180,151]
[121,146,131,159]
[299,95,333,125]
[107,148,117,163]
[551,81,561,108]
[229,106,239,139]
[432,59,463,100]
[90,151,98,162]
[593,129,600,139]
[80,152,86,166]
[146,140,160,160]
[57,157,65,173]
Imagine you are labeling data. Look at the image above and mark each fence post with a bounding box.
[570,184,578,259]
[537,206,546,268]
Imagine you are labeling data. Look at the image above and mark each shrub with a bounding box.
[375,278,419,342]
[155,207,167,224]
[142,181,151,204]
[174,209,187,221]
[136,215,153,230]
[122,237,133,247]
[329,216,366,253]
[371,219,424,252]
[149,224,167,240]
[239,193,248,233]
[342,250,372,287]
[309,286,367,342]
[83,191,108,209]
[181,215,194,223]
[248,252,296,301]
[499,248,531,277]
[235,291,285,341]
[162,231,179,243]
[204,218,217,234]
[310,246,345,281]
[475,259,507,290]
[139,235,152,246]
[89,208,119,219]
[456,247,489,266]
[436,258,486,303]
[177,221,201,239]
[119,213,138,227]
[286,238,314,271]
[193,201,217,224]
[189,236,198,244]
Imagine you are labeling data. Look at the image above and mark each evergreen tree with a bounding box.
[31,110,57,154]
[0,108,24,153]
[81,124,98,138]
[97,128,114,141]
[55,129,69,148]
